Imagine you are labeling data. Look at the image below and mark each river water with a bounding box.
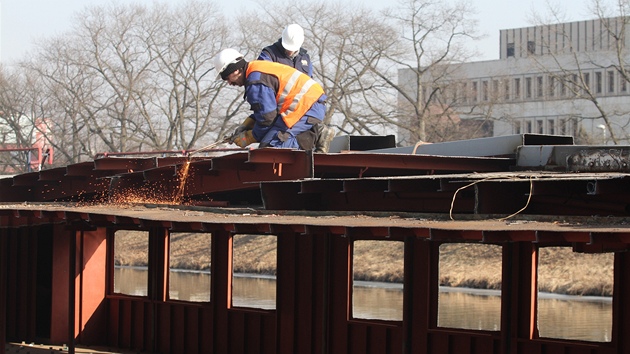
[115,267,612,342]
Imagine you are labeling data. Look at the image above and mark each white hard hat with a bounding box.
[213,48,244,80]
[281,24,304,52]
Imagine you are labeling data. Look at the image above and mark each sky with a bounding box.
[0,0,616,64]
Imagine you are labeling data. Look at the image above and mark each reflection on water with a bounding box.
[114,267,148,296]
[353,281,403,321]
[169,270,211,302]
[115,268,612,342]
[232,275,276,310]
[538,295,612,342]
[438,289,501,331]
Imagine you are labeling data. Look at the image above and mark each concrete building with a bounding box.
[400,17,630,145]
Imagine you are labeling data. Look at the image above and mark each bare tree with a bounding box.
[24,35,103,163]
[238,1,404,137]
[142,1,235,150]
[528,0,630,145]
[24,1,236,161]
[375,0,481,145]
[0,65,52,172]
[10,0,490,160]
[312,3,403,136]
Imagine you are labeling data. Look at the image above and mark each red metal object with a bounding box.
[1,145,630,354]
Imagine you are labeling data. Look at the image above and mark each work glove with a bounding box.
[233,116,256,136]
[231,130,257,148]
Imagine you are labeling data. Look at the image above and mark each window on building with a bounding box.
[559,117,575,135]
[514,78,521,99]
[537,247,613,342]
[549,76,555,97]
[547,119,555,135]
[537,119,544,134]
[514,120,522,134]
[169,232,211,302]
[492,80,499,100]
[472,81,478,103]
[561,76,568,96]
[438,243,502,331]
[504,80,510,100]
[507,43,515,57]
[352,240,404,321]
[608,71,615,93]
[525,77,532,99]
[527,41,536,54]
[113,230,149,297]
[595,72,602,94]
[232,234,277,310]
[572,74,579,95]
[526,120,533,133]
[583,72,590,92]
[482,80,489,101]
[451,83,458,102]
[537,76,544,98]
[620,73,627,92]
[461,82,468,104]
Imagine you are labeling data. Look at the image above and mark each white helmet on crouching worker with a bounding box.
[281,24,304,52]
[213,48,246,80]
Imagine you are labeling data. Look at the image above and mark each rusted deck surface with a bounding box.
[6,342,154,353]
[2,201,630,233]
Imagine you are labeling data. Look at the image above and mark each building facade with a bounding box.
[400,17,630,145]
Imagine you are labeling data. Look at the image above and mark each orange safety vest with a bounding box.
[246,61,324,128]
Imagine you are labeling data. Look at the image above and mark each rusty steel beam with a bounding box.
[246,149,313,179]
[261,179,474,213]
[482,230,537,243]
[313,153,514,176]
[11,172,39,186]
[269,224,306,234]
[183,153,310,196]
[299,180,344,194]
[387,179,442,193]
[341,179,389,193]
[65,162,97,176]
[88,150,311,204]
[93,157,159,172]
[345,226,392,239]
[530,195,630,216]
[233,223,272,234]
[429,229,483,242]
[0,178,34,202]
[304,224,347,236]
[248,148,304,163]
[38,167,67,181]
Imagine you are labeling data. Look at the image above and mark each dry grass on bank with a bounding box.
[231,234,277,275]
[114,231,614,297]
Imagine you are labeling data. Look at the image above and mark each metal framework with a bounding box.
[1,134,629,354]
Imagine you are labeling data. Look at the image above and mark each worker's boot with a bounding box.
[314,124,335,153]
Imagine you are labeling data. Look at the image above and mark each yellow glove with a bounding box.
[233,116,256,136]
[242,115,256,129]
[231,130,257,148]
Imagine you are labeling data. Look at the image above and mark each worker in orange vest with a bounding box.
[214,48,334,152]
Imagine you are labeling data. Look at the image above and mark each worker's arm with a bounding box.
[244,82,279,141]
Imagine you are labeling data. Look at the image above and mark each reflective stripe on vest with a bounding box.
[247,61,324,128]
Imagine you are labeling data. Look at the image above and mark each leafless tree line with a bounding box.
[0,0,480,170]
[2,0,630,172]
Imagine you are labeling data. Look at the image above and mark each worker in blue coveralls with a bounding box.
[258,23,313,78]
[213,48,333,152]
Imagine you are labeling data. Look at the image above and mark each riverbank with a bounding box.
[115,232,614,297]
